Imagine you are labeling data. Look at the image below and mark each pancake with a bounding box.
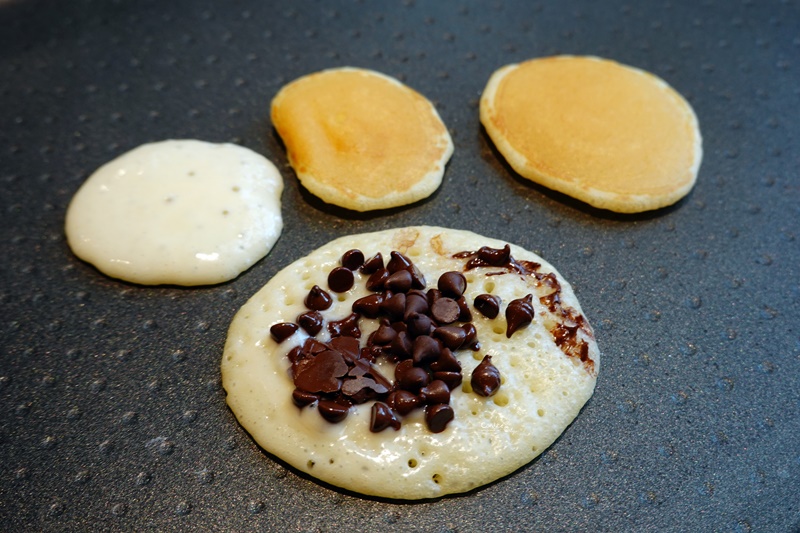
[221,226,599,499]
[271,68,453,212]
[65,140,284,286]
[480,56,703,213]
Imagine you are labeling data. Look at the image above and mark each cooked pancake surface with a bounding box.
[271,68,453,211]
[222,226,598,499]
[481,56,702,213]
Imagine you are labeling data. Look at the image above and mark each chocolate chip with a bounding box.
[380,292,406,321]
[305,285,333,311]
[456,296,473,321]
[421,380,450,405]
[386,251,413,273]
[342,376,388,403]
[328,267,354,293]
[506,294,534,338]
[317,399,350,423]
[270,322,298,343]
[389,330,413,359]
[438,271,467,297]
[301,338,328,356]
[384,270,413,292]
[287,345,303,364]
[366,268,389,291]
[352,293,384,318]
[348,358,371,377]
[471,355,501,397]
[461,323,479,349]
[370,402,400,432]
[327,313,361,338]
[297,311,323,336]
[412,335,441,366]
[474,294,501,319]
[477,244,511,266]
[425,403,454,433]
[360,344,383,363]
[387,390,421,416]
[409,264,426,289]
[404,292,429,320]
[360,252,384,274]
[371,323,397,345]
[395,360,429,393]
[294,350,348,394]
[341,249,365,270]
[291,389,319,407]
[329,336,360,363]
[432,326,466,350]
[432,371,462,390]
[431,297,460,324]
[429,347,461,372]
[406,312,434,337]
[426,288,442,307]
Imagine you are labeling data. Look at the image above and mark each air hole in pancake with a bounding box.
[307,460,315,468]
[492,325,504,334]
[472,352,483,361]
[408,458,418,468]
[432,473,442,484]
[301,272,311,280]
[337,294,347,302]
[484,280,496,292]
[493,393,509,407]
[232,186,240,192]
[537,409,545,417]
[462,382,473,393]
[408,247,421,257]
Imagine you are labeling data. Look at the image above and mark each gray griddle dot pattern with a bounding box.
[1,0,799,531]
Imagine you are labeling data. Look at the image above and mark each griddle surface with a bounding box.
[1,1,798,531]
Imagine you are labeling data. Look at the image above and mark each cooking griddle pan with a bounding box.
[1,0,798,530]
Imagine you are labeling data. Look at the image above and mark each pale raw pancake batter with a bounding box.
[222,226,599,499]
[271,68,453,211]
[481,56,703,213]
[65,140,284,285]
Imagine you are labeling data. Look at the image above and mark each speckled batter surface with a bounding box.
[1,0,798,531]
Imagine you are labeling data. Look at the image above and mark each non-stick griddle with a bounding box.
[1,0,798,531]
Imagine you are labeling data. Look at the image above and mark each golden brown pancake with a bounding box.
[271,68,453,212]
[481,56,702,213]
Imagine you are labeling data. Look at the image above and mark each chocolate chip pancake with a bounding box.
[221,227,598,499]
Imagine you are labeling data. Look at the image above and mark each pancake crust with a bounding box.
[271,68,453,212]
[481,56,703,213]
[222,226,599,499]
